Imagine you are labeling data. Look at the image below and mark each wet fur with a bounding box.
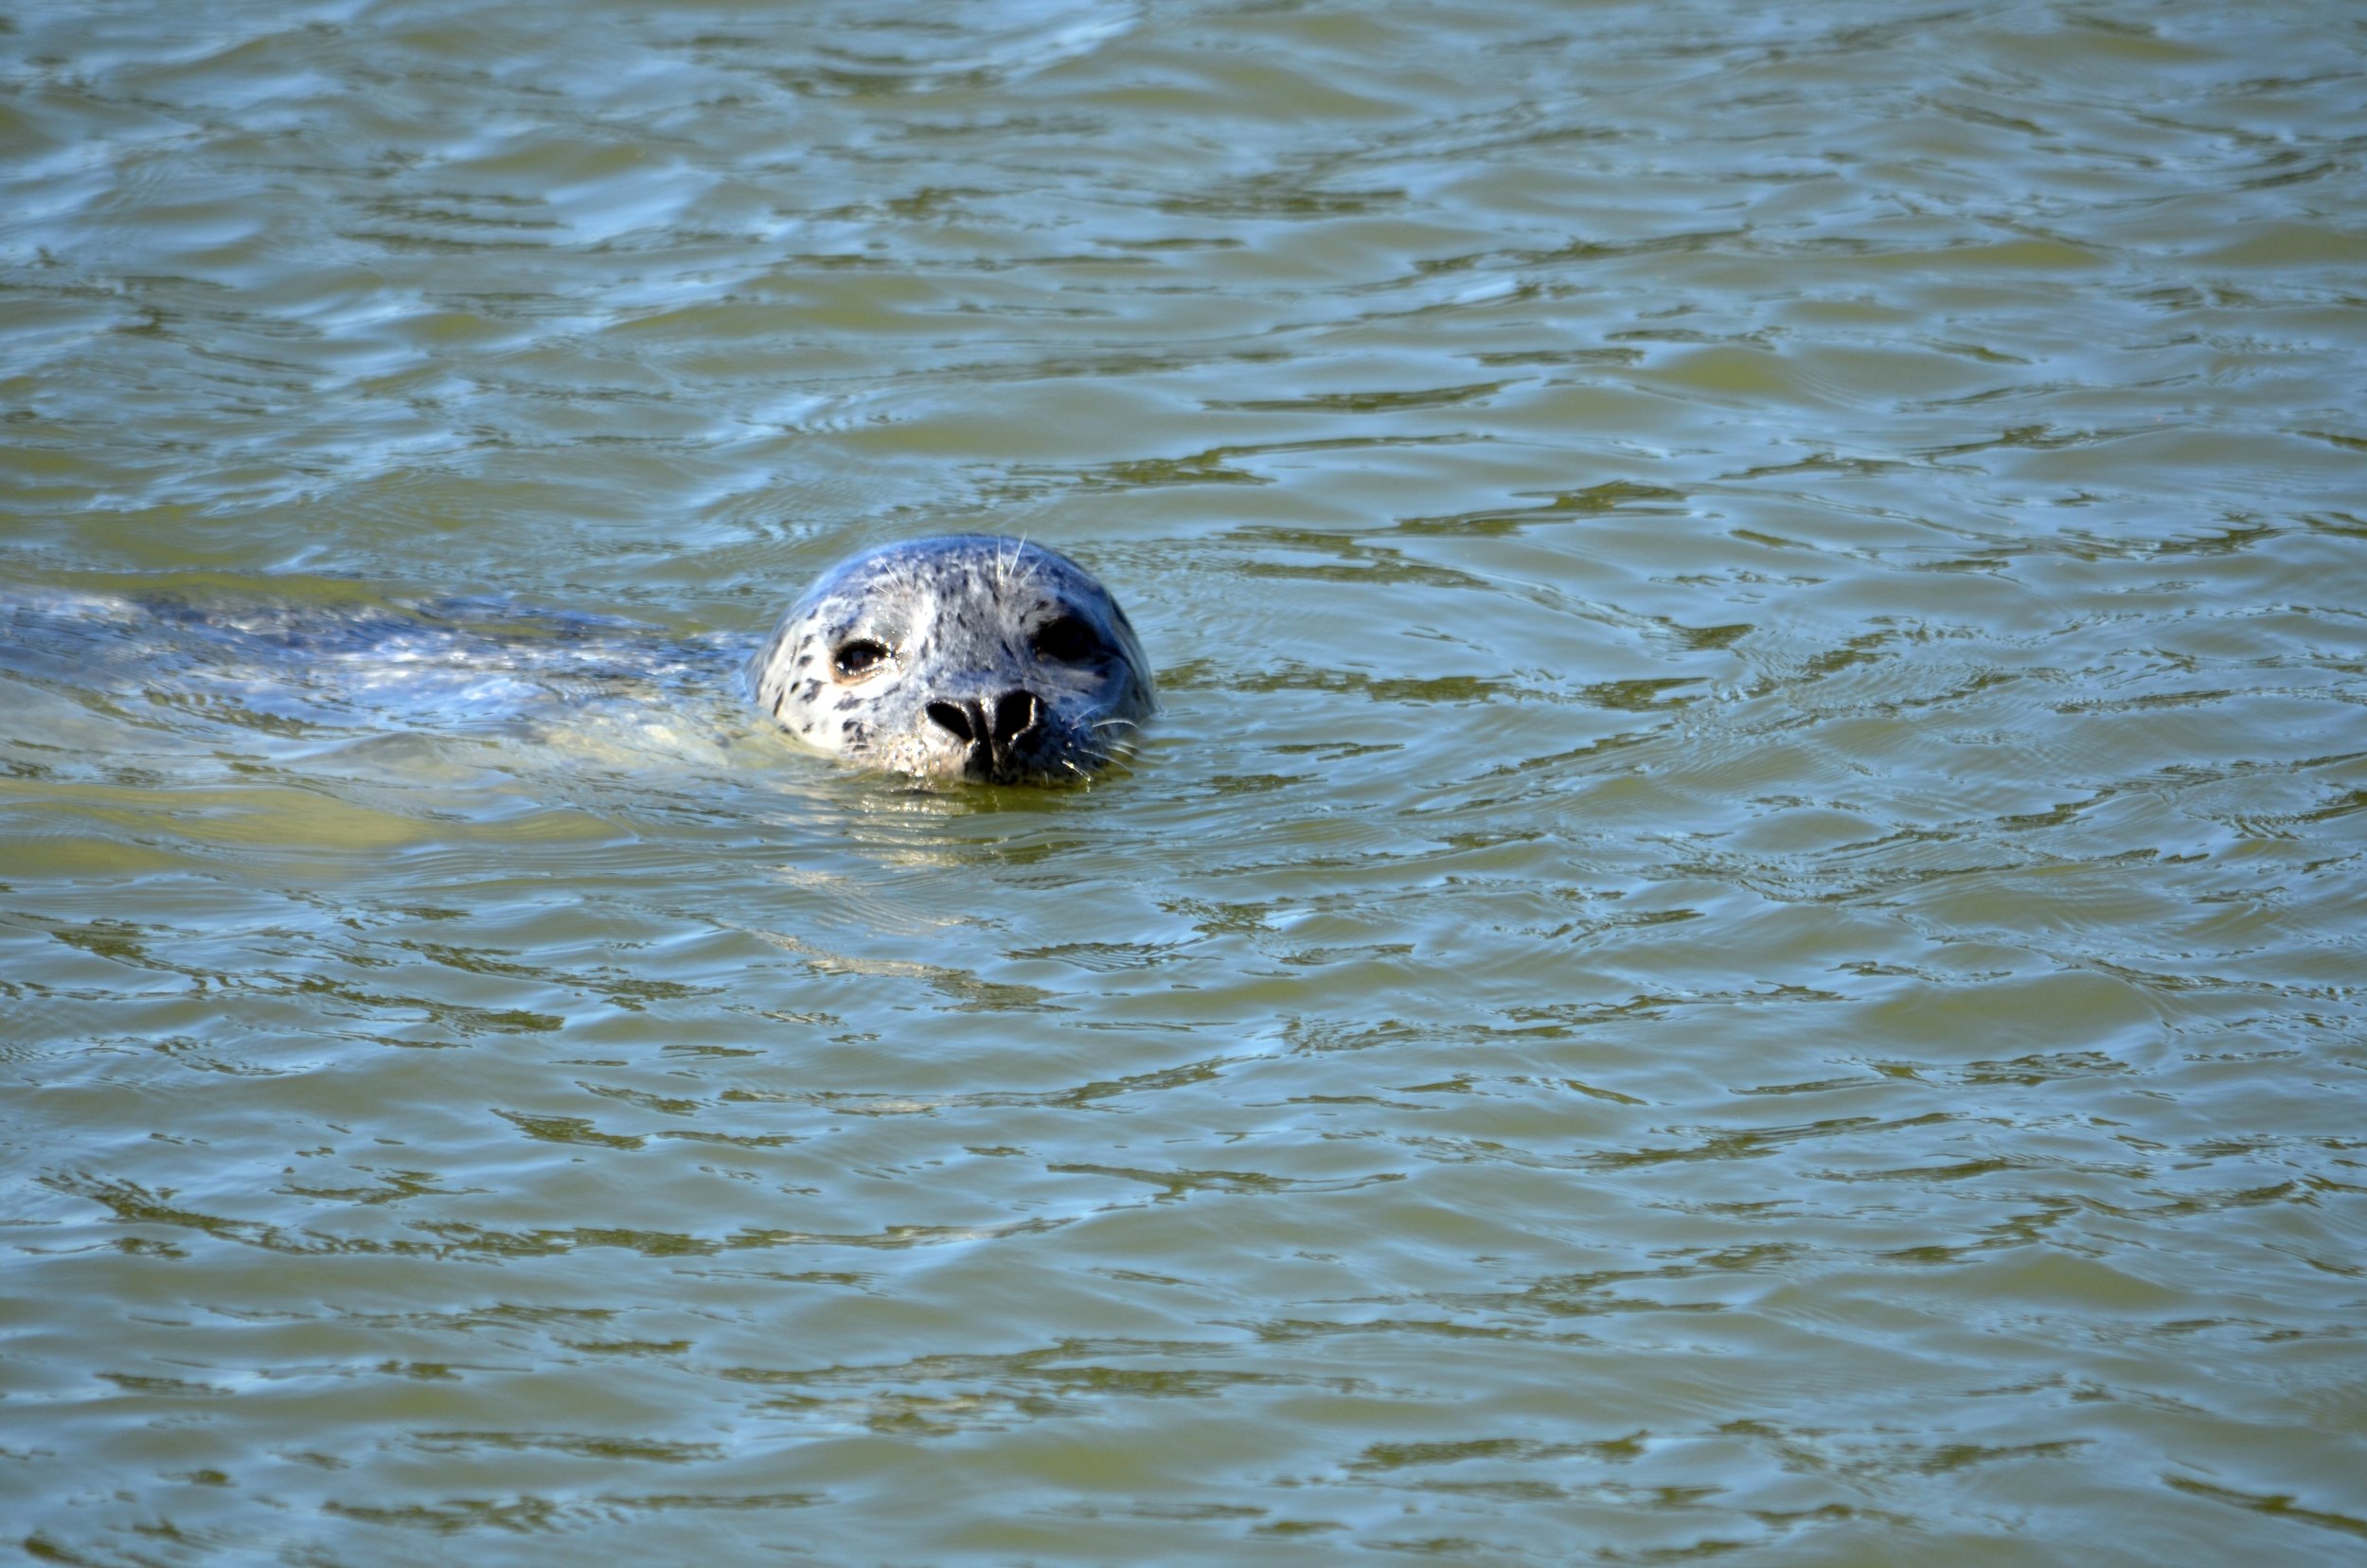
[748,536,1154,784]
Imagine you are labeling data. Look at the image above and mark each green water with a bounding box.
[5,1,2365,1562]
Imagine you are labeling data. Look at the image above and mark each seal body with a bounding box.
[748,536,1154,784]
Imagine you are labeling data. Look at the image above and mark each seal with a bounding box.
[747,535,1154,784]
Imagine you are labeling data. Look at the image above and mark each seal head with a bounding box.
[748,536,1154,785]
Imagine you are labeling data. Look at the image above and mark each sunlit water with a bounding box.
[5,1,2365,1562]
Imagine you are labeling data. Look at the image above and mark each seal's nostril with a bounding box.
[926,700,975,744]
[993,690,1039,747]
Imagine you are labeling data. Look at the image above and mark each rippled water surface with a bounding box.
[6,1,2366,1561]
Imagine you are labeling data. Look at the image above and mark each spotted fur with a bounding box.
[748,535,1153,785]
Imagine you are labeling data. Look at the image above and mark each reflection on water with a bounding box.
[5,0,2365,1561]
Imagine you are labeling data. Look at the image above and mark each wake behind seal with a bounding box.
[748,536,1154,785]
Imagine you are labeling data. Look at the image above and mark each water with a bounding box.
[5,0,2365,1561]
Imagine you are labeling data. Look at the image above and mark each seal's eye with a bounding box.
[832,638,891,680]
[1030,615,1099,665]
